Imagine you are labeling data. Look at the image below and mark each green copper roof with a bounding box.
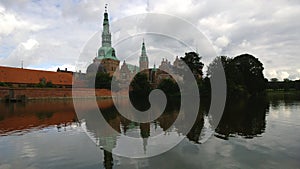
[139,40,149,63]
[139,56,148,62]
[97,4,119,61]
[126,64,139,73]
[97,46,119,60]
[141,41,147,57]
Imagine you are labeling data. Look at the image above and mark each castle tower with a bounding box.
[173,56,180,67]
[139,39,149,71]
[88,4,120,76]
[102,4,111,47]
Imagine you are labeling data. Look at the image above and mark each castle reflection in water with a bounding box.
[0,97,268,169]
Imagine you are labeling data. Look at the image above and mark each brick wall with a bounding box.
[0,87,112,100]
[0,87,9,99]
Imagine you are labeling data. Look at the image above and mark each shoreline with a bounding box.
[0,87,113,102]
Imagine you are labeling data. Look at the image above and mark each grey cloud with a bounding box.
[0,0,299,80]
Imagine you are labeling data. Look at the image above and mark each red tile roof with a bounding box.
[0,66,73,85]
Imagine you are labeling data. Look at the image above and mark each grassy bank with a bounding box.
[266,90,300,100]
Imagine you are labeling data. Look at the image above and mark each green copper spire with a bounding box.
[141,38,147,57]
[102,4,111,47]
[96,4,119,61]
[139,39,149,70]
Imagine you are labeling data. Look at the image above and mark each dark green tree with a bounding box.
[0,82,9,87]
[36,78,55,88]
[295,80,300,90]
[270,78,278,82]
[94,72,112,89]
[180,52,204,79]
[230,54,266,95]
[207,56,232,77]
[157,78,180,96]
[130,73,152,96]
[46,81,53,88]
[283,78,293,91]
[207,54,266,97]
[207,56,247,97]
[37,77,47,87]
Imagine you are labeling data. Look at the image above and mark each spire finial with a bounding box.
[141,38,147,56]
[105,4,108,13]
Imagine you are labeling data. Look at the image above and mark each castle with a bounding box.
[0,5,188,89]
[86,5,183,87]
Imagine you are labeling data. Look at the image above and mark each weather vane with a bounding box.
[105,4,108,12]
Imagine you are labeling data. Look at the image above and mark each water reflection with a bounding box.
[0,101,78,135]
[80,98,184,158]
[215,97,269,139]
[0,95,300,168]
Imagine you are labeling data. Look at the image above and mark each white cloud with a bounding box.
[0,0,299,80]
[198,15,235,34]
[279,71,289,80]
[265,69,300,81]
[28,64,76,72]
[0,10,26,35]
[214,35,230,53]
[21,38,39,50]
[0,6,45,36]
[151,0,195,14]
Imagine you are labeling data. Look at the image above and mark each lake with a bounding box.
[0,94,300,169]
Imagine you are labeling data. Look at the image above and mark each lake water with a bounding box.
[0,95,300,169]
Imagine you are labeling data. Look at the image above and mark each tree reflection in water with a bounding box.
[0,96,280,169]
[215,96,268,140]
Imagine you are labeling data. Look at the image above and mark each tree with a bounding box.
[46,81,53,88]
[207,56,232,77]
[157,78,179,96]
[270,78,278,82]
[230,54,266,95]
[207,56,247,97]
[283,78,293,91]
[36,78,55,88]
[94,72,112,89]
[180,52,204,79]
[130,73,152,96]
[295,80,300,90]
[207,54,266,97]
[37,77,47,87]
[0,82,9,87]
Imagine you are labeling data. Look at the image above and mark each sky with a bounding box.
[0,0,299,80]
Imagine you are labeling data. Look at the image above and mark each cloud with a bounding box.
[265,69,300,81]
[0,5,45,36]
[0,0,299,80]
[28,63,76,72]
[21,38,39,50]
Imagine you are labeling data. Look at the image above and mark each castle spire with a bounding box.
[102,4,111,47]
[141,39,147,57]
[139,39,149,70]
